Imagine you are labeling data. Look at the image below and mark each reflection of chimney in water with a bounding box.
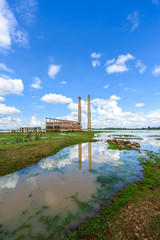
[87,95,91,131]
[78,144,82,170]
[78,96,81,127]
[88,142,92,173]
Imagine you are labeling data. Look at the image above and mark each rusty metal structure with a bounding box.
[45,96,82,132]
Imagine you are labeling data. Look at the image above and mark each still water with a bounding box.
[0,131,159,239]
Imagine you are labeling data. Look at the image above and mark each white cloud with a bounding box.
[0,96,5,101]
[116,54,134,65]
[60,81,67,84]
[136,60,147,74]
[30,115,44,127]
[91,52,102,59]
[106,53,134,74]
[54,95,160,128]
[0,63,13,73]
[127,11,139,31]
[48,64,62,79]
[107,64,128,74]
[106,58,115,65]
[41,93,73,104]
[30,77,42,89]
[0,116,21,129]
[67,99,88,114]
[0,77,24,95]
[0,103,21,115]
[15,0,38,25]
[152,0,159,5]
[135,103,144,107]
[110,95,121,101]
[92,60,100,68]
[0,0,28,50]
[152,66,160,77]
[104,85,109,89]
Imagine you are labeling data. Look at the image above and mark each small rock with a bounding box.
[126,143,132,147]
[133,142,141,148]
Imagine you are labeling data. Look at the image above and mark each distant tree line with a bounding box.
[92,126,160,130]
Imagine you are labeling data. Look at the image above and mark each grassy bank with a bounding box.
[65,151,160,240]
[0,131,94,176]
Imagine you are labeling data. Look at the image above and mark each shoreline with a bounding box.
[0,132,159,239]
[64,150,160,240]
[0,132,95,176]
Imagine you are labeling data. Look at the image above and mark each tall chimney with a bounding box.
[87,95,91,131]
[78,96,81,126]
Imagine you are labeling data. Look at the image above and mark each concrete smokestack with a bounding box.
[87,95,91,131]
[78,96,81,126]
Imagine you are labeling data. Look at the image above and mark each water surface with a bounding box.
[0,131,159,239]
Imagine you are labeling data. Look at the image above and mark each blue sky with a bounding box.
[0,0,160,129]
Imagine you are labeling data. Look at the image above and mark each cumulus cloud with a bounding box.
[135,103,144,107]
[136,60,147,74]
[41,93,73,104]
[91,52,102,58]
[110,95,121,101]
[106,53,134,74]
[30,77,42,89]
[0,103,21,115]
[68,99,88,113]
[92,60,100,68]
[0,77,24,95]
[152,66,160,77]
[107,64,128,74]
[48,64,62,79]
[0,116,21,129]
[0,0,28,50]
[30,115,44,127]
[106,58,115,65]
[0,62,13,73]
[127,10,140,31]
[0,96,5,101]
[57,95,160,128]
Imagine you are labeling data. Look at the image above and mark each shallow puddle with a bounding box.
[0,131,159,239]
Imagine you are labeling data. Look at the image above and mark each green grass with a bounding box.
[107,143,133,150]
[0,131,95,176]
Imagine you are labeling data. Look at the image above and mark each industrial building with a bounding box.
[18,95,91,133]
[45,96,83,132]
[45,95,91,132]
[45,118,81,132]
